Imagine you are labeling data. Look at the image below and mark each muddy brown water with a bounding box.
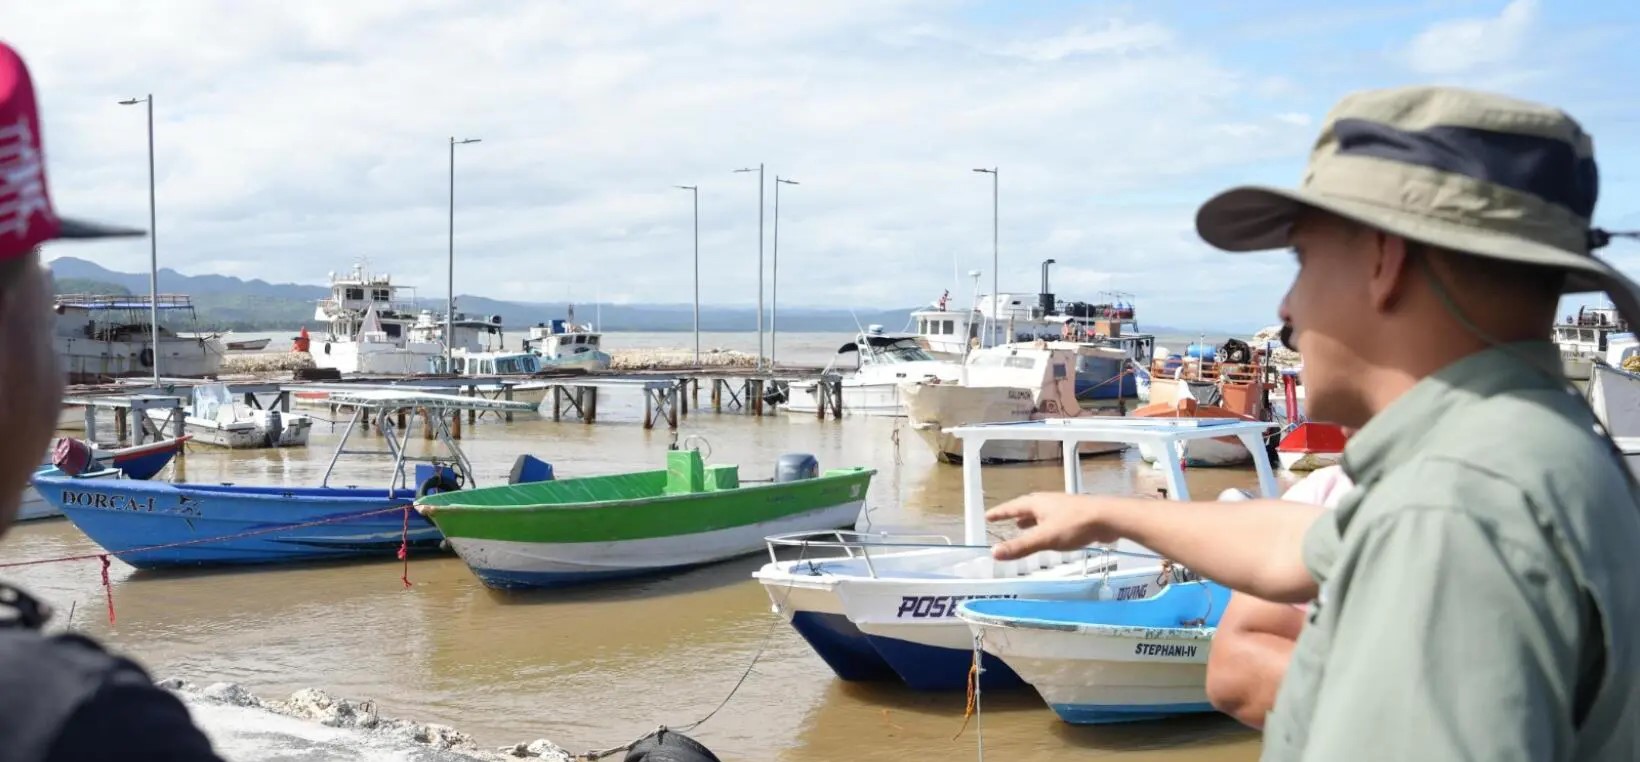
[6,388,1292,760]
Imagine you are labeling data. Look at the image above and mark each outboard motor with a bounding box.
[52,437,94,477]
[774,453,820,483]
[264,409,283,447]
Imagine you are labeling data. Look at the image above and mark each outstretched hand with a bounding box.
[986,492,1128,560]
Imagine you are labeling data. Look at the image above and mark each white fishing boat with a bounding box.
[522,313,611,371]
[309,263,505,376]
[52,294,224,383]
[1555,306,1638,380]
[784,328,963,417]
[310,265,443,375]
[754,417,1277,691]
[909,283,1155,396]
[901,342,1129,464]
[957,580,1232,723]
[147,383,313,449]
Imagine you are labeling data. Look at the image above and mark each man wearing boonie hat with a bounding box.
[987,85,1640,760]
[0,41,223,759]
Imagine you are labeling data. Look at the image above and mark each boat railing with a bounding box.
[762,530,1163,581]
[764,529,957,579]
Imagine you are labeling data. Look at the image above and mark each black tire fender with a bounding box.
[626,729,721,762]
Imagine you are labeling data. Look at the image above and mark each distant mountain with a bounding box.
[42,257,1249,336]
[52,277,131,297]
[44,256,918,332]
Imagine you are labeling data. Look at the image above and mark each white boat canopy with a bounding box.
[946,417,1279,545]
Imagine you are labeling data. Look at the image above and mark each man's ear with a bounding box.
[1365,231,1414,313]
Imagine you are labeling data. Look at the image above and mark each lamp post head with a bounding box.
[118,98,143,105]
[732,167,757,174]
[777,178,799,185]
[452,137,481,145]
[971,168,995,174]
[674,185,696,191]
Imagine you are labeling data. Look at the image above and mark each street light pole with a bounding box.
[733,164,764,371]
[675,185,700,366]
[119,94,158,387]
[448,136,481,368]
[772,176,799,369]
[973,167,997,347]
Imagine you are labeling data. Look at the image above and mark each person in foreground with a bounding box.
[991,86,1640,760]
[1205,460,1353,729]
[0,41,223,760]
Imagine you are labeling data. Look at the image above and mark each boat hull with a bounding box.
[448,500,864,588]
[960,582,1230,724]
[422,465,876,589]
[104,436,189,480]
[785,382,912,417]
[756,547,1171,691]
[901,384,1125,464]
[31,472,437,568]
[1278,450,1341,471]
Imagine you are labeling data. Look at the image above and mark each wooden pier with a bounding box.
[59,366,844,437]
[62,393,186,447]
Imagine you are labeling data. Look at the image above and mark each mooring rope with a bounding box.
[578,543,813,760]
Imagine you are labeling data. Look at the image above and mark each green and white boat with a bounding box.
[415,449,875,589]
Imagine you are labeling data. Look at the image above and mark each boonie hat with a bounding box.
[1195,85,1640,323]
[0,41,143,263]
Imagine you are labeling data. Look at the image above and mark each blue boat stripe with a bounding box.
[1332,118,1598,219]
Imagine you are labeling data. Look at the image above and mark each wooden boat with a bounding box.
[225,337,272,351]
[957,581,1232,723]
[417,449,875,589]
[901,342,1127,464]
[1132,396,1263,467]
[32,391,542,568]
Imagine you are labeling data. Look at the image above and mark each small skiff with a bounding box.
[958,580,1232,724]
[418,449,874,589]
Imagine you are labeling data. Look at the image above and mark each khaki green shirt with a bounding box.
[1264,342,1640,761]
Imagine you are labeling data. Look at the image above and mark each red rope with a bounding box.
[99,555,114,624]
[397,505,412,589]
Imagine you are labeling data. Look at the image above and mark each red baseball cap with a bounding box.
[0,41,143,262]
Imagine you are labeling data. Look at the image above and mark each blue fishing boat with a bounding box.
[957,580,1232,723]
[33,390,546,569]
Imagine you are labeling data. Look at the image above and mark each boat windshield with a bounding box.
[869,341,935,363]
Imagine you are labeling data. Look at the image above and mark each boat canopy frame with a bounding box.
[317,390,538,494]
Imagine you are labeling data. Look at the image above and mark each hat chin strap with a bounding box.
[1588,228,1640,250]
[1415,253,1639,495]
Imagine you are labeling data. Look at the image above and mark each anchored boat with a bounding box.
[418,449,874,589]
[957,580,1232,723]
[147,382,314,449]
[900,342,1128,464]
[753,417,1276,691]
[33,391,541,569]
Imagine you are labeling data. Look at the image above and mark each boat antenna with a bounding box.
[847,307,881,365]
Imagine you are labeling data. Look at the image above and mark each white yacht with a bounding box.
[52,293,224,383]
[784,327,962,417]
[1554,306,1638,380]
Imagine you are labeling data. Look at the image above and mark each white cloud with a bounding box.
[1404,0,1537,75]
[2,1,1352,329]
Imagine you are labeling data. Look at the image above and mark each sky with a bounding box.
[5,0,1639,329]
